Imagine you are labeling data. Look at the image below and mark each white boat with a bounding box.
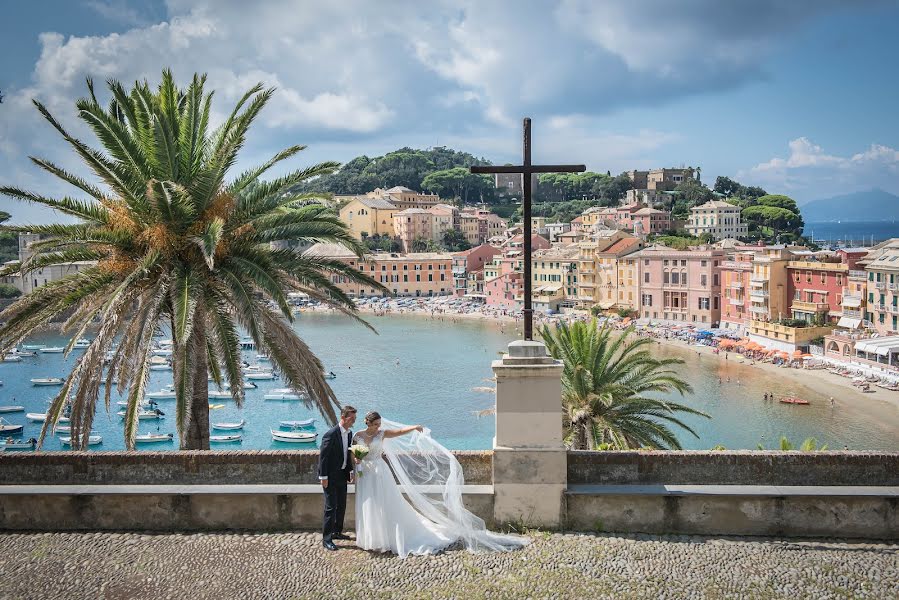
[72,338,91,349]
[225,382,257,390]
[212,420,245,431]
[255,354,270,362]
[279,418,316,428]
[21,344,45,351]
[146,389,177,399]
[26,413,70,423]
[3,354,22,363]
[208,390,233,399]
[0,419,24,435]
[0,406,25,413]
[264,388,303,400]
[12,349,37,357]
[40,347,65,353]
[271,429,317,443]
[210,434,242,443]
[31,377,64,386]
[1,438,37,450]
[148,364,172,371]
[246,372,277,381]
[324,372,337,380]
[117,409,164,420]
[60,435,102,446]
[151,348,173,356]
[115,401,155,410]
[135,433,174,444]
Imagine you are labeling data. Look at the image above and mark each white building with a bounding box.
[5,233,96,294]
[686,200,748,240]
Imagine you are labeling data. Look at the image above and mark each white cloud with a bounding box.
[740,138,899,201]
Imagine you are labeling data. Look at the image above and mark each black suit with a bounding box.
[318,425,352,541]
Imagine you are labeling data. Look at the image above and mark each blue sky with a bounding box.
[1,0,898,223]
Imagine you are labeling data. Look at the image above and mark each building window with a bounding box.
[644,272,650,283]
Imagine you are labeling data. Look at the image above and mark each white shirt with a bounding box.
[319,425,351,481]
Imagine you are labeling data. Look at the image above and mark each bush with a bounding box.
[0,283,21,299]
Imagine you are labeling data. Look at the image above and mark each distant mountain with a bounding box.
[801,189,899,222]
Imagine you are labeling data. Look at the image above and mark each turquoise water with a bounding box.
[2,313,898,451]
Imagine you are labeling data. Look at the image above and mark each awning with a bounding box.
[855,336,899,356]
[837,316,862,329]
[598,300,616,309]
[841,296,862,308]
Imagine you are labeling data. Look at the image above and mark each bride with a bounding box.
[352,411,528,558]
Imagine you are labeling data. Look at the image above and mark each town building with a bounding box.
[304,243,452,298]
[338,196,399,240]
[531,245,580,312]
[4,233,95,294]
[686,200,748,240]
[427,204,460,242]
[452,244,502,299]
[631,245,724,325]
[626,168,694,191]
[859,239,899,335]
[393,208,434,252]
[543,222,571,243]
[576,234,642,311]
[616,253,640,312]
[785,249,867,326]
[630,207,674,236]
[484,251,525,311]
[369,186,441,210]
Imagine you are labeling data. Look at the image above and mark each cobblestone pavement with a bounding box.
[0,531,896,599]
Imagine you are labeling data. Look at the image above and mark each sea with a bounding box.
[804,221,898,247]
[2,313,898,452]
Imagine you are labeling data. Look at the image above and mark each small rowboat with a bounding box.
[208,404,225,410]
[27,413,70,423]
[60,435,102,446]
[271,429,317,443]
[40,347,65,353]
[0,419,24,435]
[1,438,36,450]
[779,397,810,405]
[31,377,64,386]
[135,433,174,444]
[210,434,242,443]
[0,406,25,413]
[212,420,245,431]
[279,418,315,429]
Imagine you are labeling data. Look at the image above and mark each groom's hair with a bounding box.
[340,405,357,418]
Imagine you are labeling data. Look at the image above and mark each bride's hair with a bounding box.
[364,411,381,425]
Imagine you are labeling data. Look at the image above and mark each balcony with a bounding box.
[579,282,596,289]
[452,267,467,275]
[729,281,743,290]
[749,290,768,300]
[874,281,887,290]
[849,270,866,281]
[841,308,862,319]
[890,283,899,292]
[890,305,899,315]
[749,277,767,286]
[790,301,831,313]
[749,306,768,315]
[729,296,744,306]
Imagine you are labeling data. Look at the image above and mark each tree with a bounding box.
[713,176,742,197]
[539,320,709,450]
[0,71,385,450]
[362,234,401,253]
[742,205,803,240]
[441,229,471,252]
[674,179,713,206]
[0,283,21,298]
[0,211,16,263]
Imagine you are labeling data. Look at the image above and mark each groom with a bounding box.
[318,405,356,551]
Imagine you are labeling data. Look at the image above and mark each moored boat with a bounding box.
[1,438,37,450]
[72,338,91,349]
[212,420,245,431]
[135,433,174,444]
[60,435,102,446]
[21,344,45,351]
[779,397,810,405]
[264,388,303,400]
[279,418,315,428]
[3,354,22,363]
[271,429,317,443]
[208,390,232,399]
[0,418,24,435]
[0,406,25,413]
[146,389,177,399]
[26,413,71,423]
[39,347,65,354]
[210,434,242,443]
[117,409,165,419]
[246,371,277,381]
[31,377,64,386]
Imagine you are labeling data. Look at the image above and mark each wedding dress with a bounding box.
[353,419,528,559]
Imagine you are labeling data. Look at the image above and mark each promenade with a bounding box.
[3,530,896,599]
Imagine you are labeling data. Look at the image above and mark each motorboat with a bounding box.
[246,371,277,381]
[12,349,37,357]
[210,434,242,443]
[117,409,165,420]
[208,390,233,399]
[146,389,177,399]
[72,338,91,350]
[0,406,25,413]
[271,429,317,443]
[264,388,303,400]
[279,418,315,429]
[148,363,172,371]
[3,354,23,363]
[779,397,810,405]
[0,418,24,435]
[255,354,271,362]
[324,371,337,380]
[116,401,155,409]
[60,435,102,446]
[135,433,174,444]
[225,382,258,390]
[31,377,64,386]
[21,344,45,351]
[151,348,173,356]
[26,413,70,423]
[40,347,65,354]
[212,420,245,431]
[1,438,37,450]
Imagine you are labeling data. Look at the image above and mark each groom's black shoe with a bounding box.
[332,533,351,541]
[322,539,338,551]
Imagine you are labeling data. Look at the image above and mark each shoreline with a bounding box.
[302,302,899,416]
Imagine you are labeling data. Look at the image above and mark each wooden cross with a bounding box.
[471,118,585,340]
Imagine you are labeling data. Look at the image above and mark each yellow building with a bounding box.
[531,245,580,308]
[338,197,398,240]
[616,253,640,310]
[576,230,636,309]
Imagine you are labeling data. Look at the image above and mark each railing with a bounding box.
[890,283,899,292]
[790,301,831,312]
[729,281,743,290]
[749,290,768,299]
[729,297,744,306]
[849,270,866,280]
[875,281,887,290]
[749,277,767,286]
[890,305,899,315]
[749,306,768,314]
[841,308,862,319]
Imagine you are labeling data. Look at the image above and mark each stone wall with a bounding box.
[567,450,899,486]
[0,450,493,485]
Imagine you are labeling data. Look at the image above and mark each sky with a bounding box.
[1,0,898,224]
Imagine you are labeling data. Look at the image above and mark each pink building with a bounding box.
[393,208,433,252]
[632,245,725,325]
[452,244,502,298]
[484,251,525,311]
[630,207,673,236]
[720,251,755,333]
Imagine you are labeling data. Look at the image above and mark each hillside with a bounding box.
[801,188,899,222]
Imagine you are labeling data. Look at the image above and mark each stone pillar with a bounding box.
[492,339,565,528]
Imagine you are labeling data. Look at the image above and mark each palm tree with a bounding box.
[539,320,709,450]
[0,71,385,450]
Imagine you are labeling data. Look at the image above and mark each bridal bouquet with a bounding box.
[350,444,370,477]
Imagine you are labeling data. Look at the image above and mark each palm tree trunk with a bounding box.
[183,322,210,450]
